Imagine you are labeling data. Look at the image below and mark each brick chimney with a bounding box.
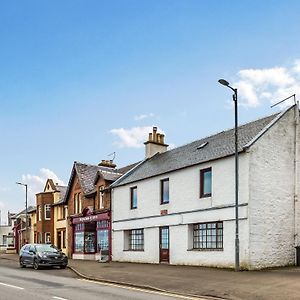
[144,127,168,159]
[98,160,116,169]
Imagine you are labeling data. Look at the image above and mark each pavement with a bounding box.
[2,253,300,299]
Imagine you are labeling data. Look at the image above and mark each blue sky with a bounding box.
[1,0,300,223]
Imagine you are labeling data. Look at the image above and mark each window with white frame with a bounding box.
[99,186,104,209]
[45,232,51,244]
[44,204,51,220]
[38,205,42,221]
[124,229,144,251]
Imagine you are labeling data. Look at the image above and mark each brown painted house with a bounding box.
[34,179,67,245]
[65,160,137,261]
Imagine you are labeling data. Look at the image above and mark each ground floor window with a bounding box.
[97,220,109,252]
[45,232,51,244]
[74,232,84,253]
[193,221,223,250]
[125,229,144,251]
[74,220,110,254]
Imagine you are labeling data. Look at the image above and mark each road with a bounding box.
[0,259,205,300]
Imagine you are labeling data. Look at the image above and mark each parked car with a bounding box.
[19,243,68,270]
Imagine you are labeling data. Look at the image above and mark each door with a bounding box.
[159,226,169,263]
[57,231,62,250]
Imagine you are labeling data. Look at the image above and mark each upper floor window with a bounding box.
[74,193,82,214]
[130,187,137,209]
[200,167,212,198]
[44,204,51,220]
[38,205,42,221]
[99,186,104,209]
[161,179,169,204]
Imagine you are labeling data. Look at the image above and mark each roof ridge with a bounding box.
[158,111,280,156]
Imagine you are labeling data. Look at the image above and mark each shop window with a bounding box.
[97,220,109,252]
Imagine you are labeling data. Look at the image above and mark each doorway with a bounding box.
[159,226,169,263]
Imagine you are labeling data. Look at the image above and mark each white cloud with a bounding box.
[233,60,300,107]
[134,113,154,121]
[110,126,164,148]
[20,168,65,205]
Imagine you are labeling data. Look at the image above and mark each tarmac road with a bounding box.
[0,259,206,300]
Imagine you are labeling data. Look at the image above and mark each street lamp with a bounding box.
[218,78,240,272]
[16,182,28,244]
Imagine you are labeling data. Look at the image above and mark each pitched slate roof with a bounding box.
[114,109,292,187]
[64,161,139,202]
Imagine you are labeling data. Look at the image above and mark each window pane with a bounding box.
[84,232,96,253]
[131,187,137,209]
[193,222,223,250]
[97,229,109,252]
[162,180,169,203]
[203,170,212,195]
[129,229,144,250]
[75,232,84,253]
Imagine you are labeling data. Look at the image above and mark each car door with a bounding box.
[28,245,36,265]
[21,245,30,264]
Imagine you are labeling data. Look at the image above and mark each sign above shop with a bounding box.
[72,212,109,224]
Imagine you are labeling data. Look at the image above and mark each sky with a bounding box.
[1,0,300,224]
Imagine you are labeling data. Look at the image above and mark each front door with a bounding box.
[159,226,169,263]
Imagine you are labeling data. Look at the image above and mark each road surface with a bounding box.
[0,259,205,300]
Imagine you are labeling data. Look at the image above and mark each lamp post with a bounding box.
[16,182,28,244]
[218,79,240,272]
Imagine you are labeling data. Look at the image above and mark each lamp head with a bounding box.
[218,79,230,86]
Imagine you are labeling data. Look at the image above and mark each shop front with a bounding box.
[71,211,111,261]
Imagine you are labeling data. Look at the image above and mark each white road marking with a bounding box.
[78,278,208,300]
[52,297,69,300]
[0,282,24,290]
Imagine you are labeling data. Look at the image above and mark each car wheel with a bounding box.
[33,259,40,270]
[19,258,25,268]
[60,265,67,269]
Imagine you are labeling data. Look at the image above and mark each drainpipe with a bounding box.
[294,102,299,264]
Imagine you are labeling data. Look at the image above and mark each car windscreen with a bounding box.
[35,244,59,253]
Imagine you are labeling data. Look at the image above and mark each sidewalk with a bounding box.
[2,253,300,299]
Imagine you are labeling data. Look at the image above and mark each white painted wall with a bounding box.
[112,153,251,267]
[248,107,296,269]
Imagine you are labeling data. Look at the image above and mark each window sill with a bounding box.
[123,249,144,252]
[160,202,169,205]
[187,248,223,252]
[200,194,212,199]
[57,218,66,221]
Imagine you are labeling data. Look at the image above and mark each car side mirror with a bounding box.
[29,249,35,254]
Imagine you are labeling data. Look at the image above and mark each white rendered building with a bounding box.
[111,105,300,269]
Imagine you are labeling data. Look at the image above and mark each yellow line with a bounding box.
[77,278,207,300]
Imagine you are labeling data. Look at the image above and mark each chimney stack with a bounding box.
[144,127,168,159]
[98,159,116,169]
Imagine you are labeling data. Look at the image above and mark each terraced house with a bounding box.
[111,105,300,269]
[33,179,67,247]
[65,160,136,261]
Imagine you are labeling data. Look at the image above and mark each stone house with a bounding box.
[111,105,300,269]
[65,160,137,261]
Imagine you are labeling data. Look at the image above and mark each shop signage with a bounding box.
[72,212,109,224]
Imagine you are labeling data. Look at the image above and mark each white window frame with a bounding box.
[38,205,42,221]
[44,204,51,220]
[99,186,104,209]
[45,232,51,244]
